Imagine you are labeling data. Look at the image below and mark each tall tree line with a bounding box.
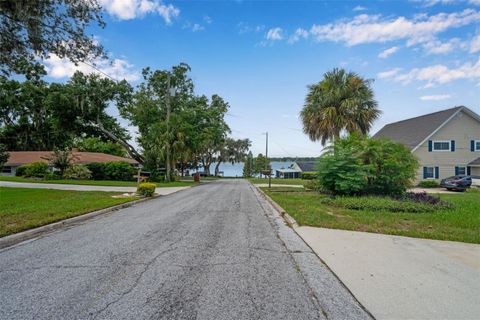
[0,63,251,178]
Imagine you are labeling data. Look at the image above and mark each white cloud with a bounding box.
[238,22,265,34]
[353,5,367,11]
[391,58,480,86]
[308,9,480,49]
[43,55,140,81]
[288,28,309,44]
[422,37,467,54]
[377,68,402,79]
[99,0,179,24]
[192,23,204,32]
[378,46,399,58]
[420,94,451,100]
[422,0,480,6]
[266,27,284,41]
[203,15,212,24]
[470,33,480,53]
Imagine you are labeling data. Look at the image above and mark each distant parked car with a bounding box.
[440,175,472,191]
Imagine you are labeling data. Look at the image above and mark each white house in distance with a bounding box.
[373,106,480,183]
[275,161,317,179]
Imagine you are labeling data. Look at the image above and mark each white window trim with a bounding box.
[432,140,451,152]
[475,140,480,152]
[457,166,467,175]
[425,166,435,179]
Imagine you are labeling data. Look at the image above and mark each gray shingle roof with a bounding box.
[469,157,480,166]
[372,107,463,149]
[295,161,317,172]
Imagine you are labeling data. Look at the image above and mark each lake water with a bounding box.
[194,161,294,177]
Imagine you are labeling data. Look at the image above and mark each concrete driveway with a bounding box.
[0,180,369,320]
[0,181,189,195]
[296,227,480,320]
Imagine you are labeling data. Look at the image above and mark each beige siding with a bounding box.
[413,110,480,182]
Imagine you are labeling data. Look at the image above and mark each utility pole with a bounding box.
[265,131,271,188]
[165,74,171,182]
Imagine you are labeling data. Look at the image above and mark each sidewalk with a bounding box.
[0,181,189,195]
[296,227,480,320]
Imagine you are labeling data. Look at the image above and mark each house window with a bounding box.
[1,166,12,174]
[457,166,466,175]
[432,141,450,151]
[476,140,480,151]
[424,167,435,179]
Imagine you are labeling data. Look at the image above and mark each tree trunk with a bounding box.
[214,160,222,176]
[93,119,144,164]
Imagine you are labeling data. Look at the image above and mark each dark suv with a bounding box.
[440,175,472,191]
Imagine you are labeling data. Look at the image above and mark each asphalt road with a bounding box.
[0,180,369,320]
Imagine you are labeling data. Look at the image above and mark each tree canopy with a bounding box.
[0,66,132,156]
[0,0,105,76]
[300,68,380,146]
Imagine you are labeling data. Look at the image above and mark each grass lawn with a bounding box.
[0,187,138,237]
[179,176,221,181]
[248,177,304,185]
[0,176,194,187]
[262,187,480,244]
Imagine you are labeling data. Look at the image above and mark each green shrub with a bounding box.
[24,162,49,178]
[15,165,28,176]
[418,180,440,188]
[317,134,418,196]
[63,164,92,180]
[303,179,319,190]
[301,172,317,180]
[44,172,62,180]
[137,182,156,197]
[327,196,449,213]
[86,162,135,181]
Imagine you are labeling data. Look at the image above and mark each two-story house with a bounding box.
[373,106,480,183]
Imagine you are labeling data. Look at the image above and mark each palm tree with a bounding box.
[300,68,380,145]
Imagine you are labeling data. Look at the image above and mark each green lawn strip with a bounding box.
[0,176,194,187]
[0,187,137,237]
[248,178,304,185]
[262,188,480,244]
[179,176,221,181]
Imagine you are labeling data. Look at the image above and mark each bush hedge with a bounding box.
[301,172,317,180]
[327,194,450,213]
[63,164,92,180]
[86,162,135,181]
[23,162,50,178]
[417,180,440,188]
[317,134,418,196]
[303,179,319,190]
[137,183,156,197]
[15,165,28,177]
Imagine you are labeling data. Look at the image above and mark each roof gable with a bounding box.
[295,161,317,172]
[372,106,479,150]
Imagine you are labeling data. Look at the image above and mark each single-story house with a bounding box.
[1,150,139,176]
[275,161,317,179]
[373,106,480,183]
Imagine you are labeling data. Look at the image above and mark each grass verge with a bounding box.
[0,176,194,187]
[248,178,304,185]
[262,187,480,244]
[0,187,137,237]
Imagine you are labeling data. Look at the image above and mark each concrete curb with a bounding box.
[0,194,161,250]
[255,186,299,228]
[253,184,375,320]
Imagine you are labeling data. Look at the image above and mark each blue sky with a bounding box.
[43,0,480,157]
